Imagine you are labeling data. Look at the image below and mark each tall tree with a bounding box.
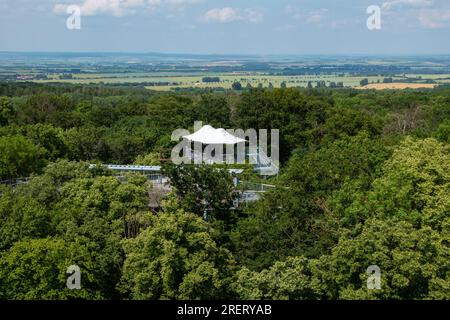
[232,82,242,91]
[118,200,236,299]
[311,219,450,299]
[0,238,103,300]
[163,165,238,226]
[0,135,46,180]
[0,97,15,126]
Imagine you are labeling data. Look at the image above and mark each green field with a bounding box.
[28,72,450,90]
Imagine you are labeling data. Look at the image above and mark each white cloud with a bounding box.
[202,7,264,24]
[382,0,434,11]
[286,6,329,25]
[285,6,302,20]
[165,0,203,13]
[53,4,68,14]
[380,0,450,28]
[245,8,264,24]
[203,7,240,23]
[53,0,203,17]
[419,9,450,28]
[307,9,329,24]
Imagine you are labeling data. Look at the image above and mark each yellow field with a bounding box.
[357,83,437,90]
[28,72,448,91]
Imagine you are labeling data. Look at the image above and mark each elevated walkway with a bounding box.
[1,164,275,206]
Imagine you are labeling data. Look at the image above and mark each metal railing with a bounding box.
[0,165,276,205]
[89,164,162,172]
[0,177,31,188]
[238,181,276,192]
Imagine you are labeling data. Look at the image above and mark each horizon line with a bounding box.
[1,51,450,57]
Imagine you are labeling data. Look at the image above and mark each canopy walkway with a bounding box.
[1,164,276,207]
[102,164,275,207]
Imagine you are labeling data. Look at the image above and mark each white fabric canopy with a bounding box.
[183,125,246,145]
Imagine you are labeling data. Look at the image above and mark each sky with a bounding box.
[1,0,450,55]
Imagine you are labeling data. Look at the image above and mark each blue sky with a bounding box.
[1,0,450,54]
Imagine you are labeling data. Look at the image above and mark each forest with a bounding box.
[0,82,449,300]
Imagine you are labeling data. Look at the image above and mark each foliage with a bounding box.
[311,219,450,299]
[234,256,320,300]
[134,152,161,165]
[0,83,449,300]
[118,201,236,299]
[231,132,390,270]
[234,88,331,162]
[434,119,450,143]
[163,165,239,225]
[232,82,242,91]
[0,238,103,299]
[335,137,450,230]
[0,97,15,126]
[0,135,46,180]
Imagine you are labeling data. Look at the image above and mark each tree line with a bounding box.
[0,83,449,299]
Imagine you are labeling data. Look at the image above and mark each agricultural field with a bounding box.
[27,72,450,91]
[4,53,450,91]
[356,83,437,90]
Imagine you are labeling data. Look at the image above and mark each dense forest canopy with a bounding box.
[0,82,449,299]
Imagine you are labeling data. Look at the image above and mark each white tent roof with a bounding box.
[183,125,246,144]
